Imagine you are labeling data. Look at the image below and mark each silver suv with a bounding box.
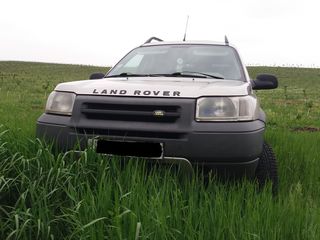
[37,37,279,192]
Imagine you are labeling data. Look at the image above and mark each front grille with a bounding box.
[72,96,195,141]
[75,128,186,140]
[81,102,181,122]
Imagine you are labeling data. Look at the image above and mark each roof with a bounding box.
[141,40,228,47]
[141,36,232,47]
[139,37,239,50]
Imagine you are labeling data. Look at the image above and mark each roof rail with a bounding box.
[144,37,163,44]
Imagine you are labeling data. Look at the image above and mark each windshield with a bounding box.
[107,44,245,81]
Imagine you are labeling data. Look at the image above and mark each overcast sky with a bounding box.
[1,0,319,67]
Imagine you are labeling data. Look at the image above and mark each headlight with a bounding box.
[45,91,76,116]
[196,96,259,121]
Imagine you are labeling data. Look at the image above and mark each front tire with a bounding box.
[255,142,279,194]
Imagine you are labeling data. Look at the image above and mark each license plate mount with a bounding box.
[91,139,164,158]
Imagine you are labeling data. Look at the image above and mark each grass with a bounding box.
[0,61,320,239]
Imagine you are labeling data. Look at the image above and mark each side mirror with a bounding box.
[89,72,105,80]
[252,74,278,90]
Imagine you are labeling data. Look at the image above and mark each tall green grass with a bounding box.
[0,62,320,239]
[1,127,319,239]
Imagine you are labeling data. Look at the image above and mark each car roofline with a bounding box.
[141,40,235,47]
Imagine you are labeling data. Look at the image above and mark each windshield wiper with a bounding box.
[170,71,224,79]
[106,71,224,79]
[105,73,150,78]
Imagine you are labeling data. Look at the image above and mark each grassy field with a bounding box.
[0,61,319,239]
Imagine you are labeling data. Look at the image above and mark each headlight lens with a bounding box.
[45,91,76,115]
[196,96,259,121]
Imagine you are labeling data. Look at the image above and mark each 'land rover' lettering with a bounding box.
[173,91,180,96]
[92,89,181,97]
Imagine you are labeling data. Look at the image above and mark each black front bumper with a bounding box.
[36,96,266,176]
[37,117,264,177]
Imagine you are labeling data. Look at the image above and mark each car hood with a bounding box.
[55,77,251,98]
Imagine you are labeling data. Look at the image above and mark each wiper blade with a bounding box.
[105,73,150,78]
[106,72,224,79]
[170,71,224,79]
[106,73,184,78]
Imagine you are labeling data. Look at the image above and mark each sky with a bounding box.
[1,0,319,67]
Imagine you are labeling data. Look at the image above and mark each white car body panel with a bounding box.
[55,77,251,98]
